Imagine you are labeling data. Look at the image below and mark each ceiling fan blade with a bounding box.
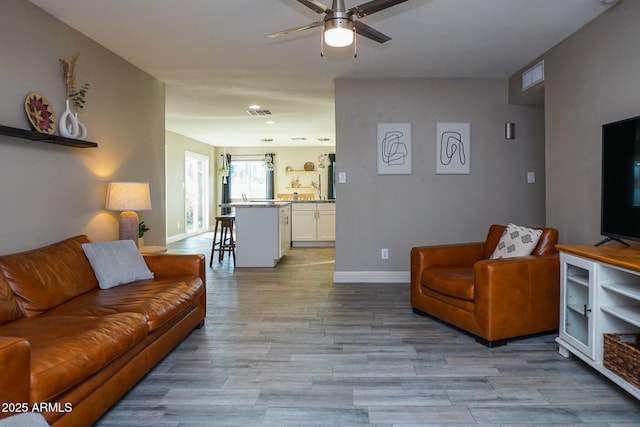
[266,21,324,38]
[349,0,409,18]
[297,0,331,14]
[353,20,392,43]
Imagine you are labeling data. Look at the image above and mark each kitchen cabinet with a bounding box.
[279,205,291,258]
[291,202,335,246]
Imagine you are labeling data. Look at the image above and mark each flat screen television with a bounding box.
[599,115,640,246]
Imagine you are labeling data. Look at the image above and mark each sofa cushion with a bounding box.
[490,223,542,259]
[0,275,23,325]
[0,236,98,316]
[421,266,475,301]
[43,276,204,331]
[82,240,154,289]
[0,313,148,403]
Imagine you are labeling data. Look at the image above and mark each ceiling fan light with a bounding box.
[324,18,354,47]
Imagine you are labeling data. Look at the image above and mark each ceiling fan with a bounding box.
[267,0,409,53]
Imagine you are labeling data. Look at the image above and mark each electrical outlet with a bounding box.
[381,248,389,259]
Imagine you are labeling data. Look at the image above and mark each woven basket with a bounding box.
[603,333,640,388]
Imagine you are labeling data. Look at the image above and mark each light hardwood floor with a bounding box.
[96,233,640,426]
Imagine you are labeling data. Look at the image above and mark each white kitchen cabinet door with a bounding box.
[316,204,336,241]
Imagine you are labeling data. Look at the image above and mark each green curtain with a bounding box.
[222,153,232,214]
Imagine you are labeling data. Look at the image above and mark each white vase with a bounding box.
[74,112,87,140]
[59,99,79,138]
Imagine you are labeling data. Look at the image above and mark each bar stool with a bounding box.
[210,214,236,267]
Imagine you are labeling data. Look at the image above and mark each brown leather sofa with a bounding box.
[0,235,206,426]
[411,224,560,347]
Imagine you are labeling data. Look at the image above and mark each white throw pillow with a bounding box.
[490,223,543,259]
[82,240,154,289]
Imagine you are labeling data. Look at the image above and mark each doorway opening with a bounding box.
[185,151,210,236]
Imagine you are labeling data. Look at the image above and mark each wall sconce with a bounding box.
[505,123,515,140]
[105,182,152,246]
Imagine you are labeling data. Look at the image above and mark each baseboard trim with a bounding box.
[292,241,335,247]
[333,271,410,284]
[166,233,187,244]
[167,228,213,244]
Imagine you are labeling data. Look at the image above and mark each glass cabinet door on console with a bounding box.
[559,253,596,360]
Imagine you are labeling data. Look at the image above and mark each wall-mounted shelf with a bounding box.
[0,125,98,148]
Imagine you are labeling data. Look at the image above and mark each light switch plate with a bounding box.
[527,172,535,183]
[338,172,347,184]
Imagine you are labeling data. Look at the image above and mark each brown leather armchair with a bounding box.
[411,224,560,347]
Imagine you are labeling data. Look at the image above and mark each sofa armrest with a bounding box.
[143,253,206,284]
[0,337,30,414]
[473,254,560,340]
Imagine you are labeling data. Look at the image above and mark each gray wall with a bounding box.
[0,0,165,254]
[542,0,639,244]
[334,78,546,280]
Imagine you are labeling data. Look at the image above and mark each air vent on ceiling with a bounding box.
[246,109,272,116]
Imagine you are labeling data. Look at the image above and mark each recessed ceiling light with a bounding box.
[249,104,261,109]
[318,138,331,142]
[261,138,273,142]
[291,137,307,141]
[266,120,275,125]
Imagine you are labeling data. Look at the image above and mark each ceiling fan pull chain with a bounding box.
[320,28,325,57]
[353,26,357,58]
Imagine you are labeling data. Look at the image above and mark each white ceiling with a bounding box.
[28,0,616,147]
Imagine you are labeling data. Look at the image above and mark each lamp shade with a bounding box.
[105,182,151,211]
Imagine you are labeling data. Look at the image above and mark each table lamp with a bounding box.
[105,182,151,246]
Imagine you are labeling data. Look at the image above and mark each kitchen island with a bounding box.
[221,202,291,267]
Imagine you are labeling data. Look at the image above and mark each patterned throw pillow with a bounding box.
[490,223,543,259]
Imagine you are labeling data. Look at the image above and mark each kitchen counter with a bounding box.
[222,201,291,208]
[238,199,336,204]
[289,199,336,203]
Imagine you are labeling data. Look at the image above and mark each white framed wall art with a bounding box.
[377,122,411,175]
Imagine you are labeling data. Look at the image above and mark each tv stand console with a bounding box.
[595,236,630,247]
[556,244,640,399]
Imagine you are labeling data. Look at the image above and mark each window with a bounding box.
[230,158,267,200]
[522,60,544,91]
